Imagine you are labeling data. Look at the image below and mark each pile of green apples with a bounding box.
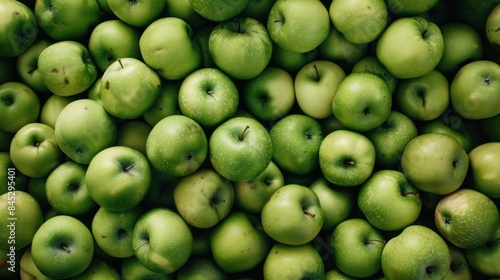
[1,0,500,279]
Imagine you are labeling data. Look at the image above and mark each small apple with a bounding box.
[39,94,79,129]
[0,82,40,133]
[263,243,325,280]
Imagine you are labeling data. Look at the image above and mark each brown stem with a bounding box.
[403,192,420,197]
[118,58,124,69]
[239,125,250,141]
[303,209,316,218]
[313,64,319,81]
[366,239,387,245]
[134,240,149,251]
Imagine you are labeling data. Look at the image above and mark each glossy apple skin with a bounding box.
[468,142,500,198]
[464,225,500,277]
[263,243,325,280]
[0,82,40,133]
[0,0,38,57]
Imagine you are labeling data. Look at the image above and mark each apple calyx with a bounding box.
[117,228,128,239]
[303,209,316,218]
[362,108,371,115]
[1,95,13,106]
[483,77,492,86]
[239,125,250,141]
[66,182,79,191]
[211,197,226,205]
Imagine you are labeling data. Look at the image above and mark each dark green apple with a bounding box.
[15,39,52,94]
[464,224,500,277]
[0,0,38,57]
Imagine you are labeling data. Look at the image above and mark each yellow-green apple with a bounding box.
[468,142,500,198]
[210,211,271,273]
[176,257,227,280]
[330,218,386,278]
[444,243,473,280]
[143,81,181,127]
[381,225,451,280]
[243,67,295,121]
[92,206,144,258]
[358,170,422,231]
[38,41,98,97]
[261,184,323,245]
[332,72,392,132]
[234,160,284,214]
[132,208,193,274]
[115,120,152,156]
[146,115,208,177]
[15,39,51,94]
[351,55,398,95]
[269,114,324,175]
[450,60,500,120]
[267,0,330,53]
[34,0,101,40]
[39,94,79,129]
[31,215,94,279]
[85,146,151,212]
[329,0,388,44]
[401,133,469,195]
[385,0,440,15]
[0,191,43,251]
[436,23,483,74]
[209,17,273,80]
[396,69,450,121]
[0,0,38,57]
[209,116,273,182]
[55,99,117,165]
[189,0,248,22]
[319,129,376,187]
[365,110,418,169]
[464,224,500,277]
[107,0,167,27]
[295,60,346,119]
[173,168,234,228]
[178,68,239,127]
[10,123,62,178]
[435,188,500,249]
[486,4,500,50]
[88,19,142,72]
[45,161,96,216]
[376,16,444,79]
[319,25,369,69]
[139,17,201,80]
[19,247,50,280]
[0,82,40,133]
[263,243,324,280]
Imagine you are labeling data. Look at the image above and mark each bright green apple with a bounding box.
[107,0,167,27]
[0,82,40,133]
[142,81,181,127]
[318,25,369,69]
[468,142,500,198]
[263,243,324,280]
[351,55,398,95]
[0,0,38,57]
[15,39,51,94]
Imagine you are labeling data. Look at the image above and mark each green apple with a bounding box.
[146,115,208,177]
[100,58,161,119]
[453,0,500,31]
[0,191,43,251]
[464,224,500,277]
[121,256,174,280]
[45,161,96,216]
[143,81,181,127]
[115,120,152,156]
[72,258,121,280]
[270,44,318,74]
[329,0,388,44]
[173,168,234,228]
[419,109,475,153]
[270,114,324,175]
[351,55,398,95]
[381,225,451,280]
[10,123,62,178]
[468,142,500,198]
[261,184,323,245]
[401,133,469,195]
[234,160,284,214]
[209,17,273,80]
[385,0,440,15]
[0,82,40,133]
[294,60,346,119]
[319,129,376,187]
[267,0,330,53]
[396,69,450,121]
[31,215,94,279]
[210,211,271,273]
[19,247,51,280]
[309,177,355,231]
[38,41,98,96]
[176,257,227,280]
[242,67,295,121]
[332,72,392,132]
[358,170,422,231]
[35,0,101,40]
[39,94,79,129]
[263,243,324,280]
[318,25,369,69]
[86,146,151,212]
[0,153,29,195]
[0,0,38,57]
[330,218,386,278]
[486,4,500,50]
[107,0,167,27]
[55,99,117,165]
[444,243,473,280]
[140,169,178,211]
[132,208,193,274]
[450,60,500,120]
[88,19,142,72]
[165,0,208,29]
[376,16,444,79]
[241,0,275,23]
[139,17,201,80]
[189,0,248,21]
[15,39,51,94]
[193,24,217,69]
[365,110,418,169]
[209,116,273,182]
[178,68,239,127]
[436,23,483,74]
[92,206,144,258]
[435,188,500,249]
[27,175,50,212]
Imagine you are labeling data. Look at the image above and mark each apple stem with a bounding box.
[211,198,226,204]
[124,165,134,172]
[313,64,319,81]
[403,192,420,197]
[239,125,250,141]
[133,240,149,251]
[62,245,71,254]
[303,209,316,218]
[118,58,124,69]
[366,239,386,245]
